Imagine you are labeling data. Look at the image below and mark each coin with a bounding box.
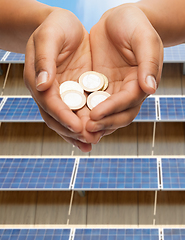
[87,91,111,110]
[61,90,86,110]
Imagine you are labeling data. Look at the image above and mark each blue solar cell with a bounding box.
[0,97,43,122]
[159,97,185,121]
[161,158,185,190]
[4,52,25,63]
[74,228,159,240]
[164,44,185,63]
[0,158,75,190]
[163,229,185,240]
[0,50,6,61]
[134,97,157,122]
[0,229,71,240]
[0,97,3,106]
[73,158,159,190]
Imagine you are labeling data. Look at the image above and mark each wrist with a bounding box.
[135,0,185,46]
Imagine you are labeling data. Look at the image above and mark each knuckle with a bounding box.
[34,25,55,42]
[35,54,48,74]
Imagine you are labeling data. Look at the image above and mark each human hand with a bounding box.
[86,4,163,136]
[24,9,102,152]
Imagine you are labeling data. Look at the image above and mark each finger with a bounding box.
[33,25,65,91]
[62,135,92,153]
[76,106,104,144]
[40,106,93,152]
[131,19,164,94]
[87,104,141,132]
[90,74,145,121]
[25,46,83,133]
[39,107,85,139]
[33,87,84,133]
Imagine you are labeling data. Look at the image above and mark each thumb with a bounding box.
[33,27,64,92]
[132,27,164,95]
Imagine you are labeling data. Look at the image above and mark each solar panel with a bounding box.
[161,158,185,190]
[0,157,75,190]
[5,52,25,63]
[0,49,6,61]
[134,97,157,122]
[74,228,160,240]
[159,97,185,121]
[163,229,185,240]
[164,44,185,63]
[0,98,4,106]
[0,97,43,122]
[73,158,159,190]
[0,229,71,240]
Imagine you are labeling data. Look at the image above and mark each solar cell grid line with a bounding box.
[164,44,185,63]
[0,228,72,240]
[134,97,157,122]
[163,229,185,240]
[73,157,159,190]
[0,49,6,61]
[158,96,185,122]
[73,228,160,240]
[5,52,25,63]
[0,97,5,110]
[0,96,43,122]
[161,157,185,190]
[0,157,75,190]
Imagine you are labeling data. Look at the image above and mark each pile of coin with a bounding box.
[60,71,110,110]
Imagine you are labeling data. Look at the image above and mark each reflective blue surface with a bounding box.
[161,158,185,190]
[164,44,185,63]
[74,158,159,190]
[0,158,75,190]
[6,52,25,63]
[0,49,6,61]
[1,96,185,123]
[0,229,71,240]
[74,229,159,240]
[134,97,156,122]
[0,97,43,122]
[163,229,185,240]
[159,97,185,121]
[0,97,3,106]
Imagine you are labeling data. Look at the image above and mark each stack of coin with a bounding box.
[59,72,110,110]
[79,71,110,110]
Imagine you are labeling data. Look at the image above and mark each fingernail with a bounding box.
[36,71,48,88]
[77,136,87,143]
[146,75,157,90]
[68,126,75,133]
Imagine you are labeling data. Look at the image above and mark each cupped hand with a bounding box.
[24,9,102,152]
[86,4,163,135]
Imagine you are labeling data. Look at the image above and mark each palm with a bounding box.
[91,22,144,99]
[88,9,146,133]
[24,11,101,152]
[51,29,100,145]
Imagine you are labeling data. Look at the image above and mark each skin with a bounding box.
[86,0,185,137]
[0,0,52,53]
[1,0,185,152]
[86,5,163,135]
[24,9,102,152]
[0,0,101,152]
